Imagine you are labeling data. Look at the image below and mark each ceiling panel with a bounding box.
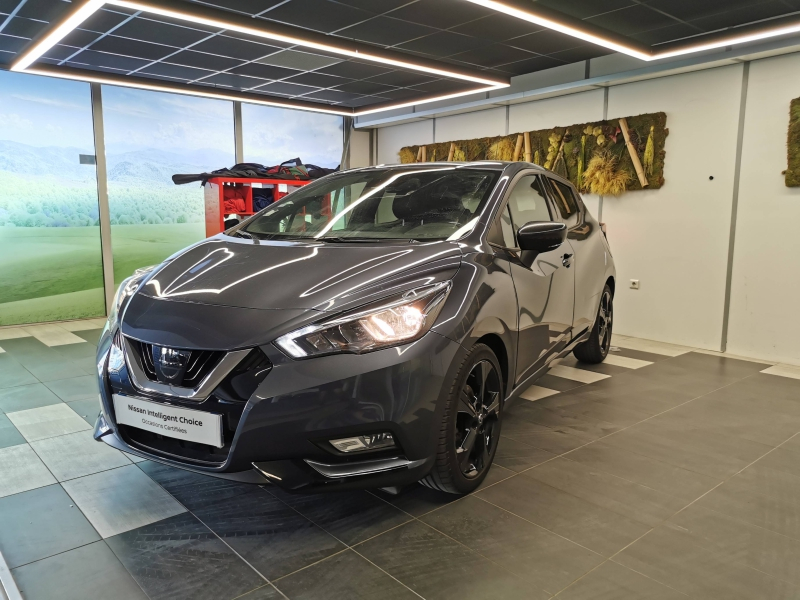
[534,0,636,20]
[256,49,342,71]
[4,0,800,112]
[284,70,352,87]
[2,16,47,39]
[316,60,393,80]
[260,0,373,33]
[451,14,545,42]
[252,81,321,96]
[72,49,152,71]
[229,62,301,80]
[166,50,243,71]
[333,79,398,95]
[190,35,282,61]
[90,36,178,61]
[335,16,437,47]
[396,31,491,57]
[509,29,585,55]
[385,0,492,30]
[688,1,792,31]
[447,43,535,68]
[586,5,682,36]
[79,8,136,33]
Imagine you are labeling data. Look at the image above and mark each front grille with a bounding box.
[115,347,272,465]
[128,339,224,388]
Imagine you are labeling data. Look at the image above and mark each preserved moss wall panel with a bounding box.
[398,113,668,194]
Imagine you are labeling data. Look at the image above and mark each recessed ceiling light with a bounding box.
[11,0,509,116]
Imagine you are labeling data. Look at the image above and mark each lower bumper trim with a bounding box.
[304,456,426,479]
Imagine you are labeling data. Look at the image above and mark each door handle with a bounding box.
[562,253,572,268]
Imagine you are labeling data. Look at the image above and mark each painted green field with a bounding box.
[0,223,204,325]
[110,223,204,284]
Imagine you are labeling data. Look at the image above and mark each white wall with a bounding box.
[370,57,800,363]
[377,120,433,164]
[350,130,371,168]
[727,54,800,365]
[435,107,507,142]
[604,65,744,350]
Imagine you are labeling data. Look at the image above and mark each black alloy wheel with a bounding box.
[421,343,504,494]
[574,283,614,364]
[597,288,613,355]
[455,360,501,479]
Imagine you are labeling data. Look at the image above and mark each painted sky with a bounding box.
[0,70,95,151]
[0,70,343,171]
[243,104,343,169]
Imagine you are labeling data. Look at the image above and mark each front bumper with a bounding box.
[96,329,463,492]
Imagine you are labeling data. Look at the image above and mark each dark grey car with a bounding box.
[94,162,616,495]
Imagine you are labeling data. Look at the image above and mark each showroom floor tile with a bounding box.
[0,484,100,569]
[12,541,147,600]
[0,443,57,498]
[30,430,132,482]
[0,325,800,599]
[62,465,186,539]
[7,402,91,442]
[0,382,63,414]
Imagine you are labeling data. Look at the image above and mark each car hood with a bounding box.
[137,235,463,313]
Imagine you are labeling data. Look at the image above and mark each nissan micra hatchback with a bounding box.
[95,162,615,495]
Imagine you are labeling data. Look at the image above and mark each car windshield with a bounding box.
[239,167,499,241]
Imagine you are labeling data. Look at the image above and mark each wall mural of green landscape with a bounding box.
[0,72,343,326]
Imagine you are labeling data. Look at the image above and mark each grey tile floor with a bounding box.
[1,322,800,599]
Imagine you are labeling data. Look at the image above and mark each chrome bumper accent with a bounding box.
[304,456,426,479]
[122,336,250,401]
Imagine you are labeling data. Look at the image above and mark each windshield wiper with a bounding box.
[319,236,417,243]
[233,230,259,244]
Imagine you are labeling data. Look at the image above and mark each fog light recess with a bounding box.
[330,433,395,453]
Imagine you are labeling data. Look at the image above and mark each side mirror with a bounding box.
[517,221,567,254]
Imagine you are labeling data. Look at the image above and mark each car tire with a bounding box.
[420,343,503,495]
[573,284,613,364]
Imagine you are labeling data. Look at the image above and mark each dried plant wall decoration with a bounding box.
[785,98,800,187]
[399,112,668,195]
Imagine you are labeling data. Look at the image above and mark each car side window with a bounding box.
[548,179,580,227]
[507,175,552,233]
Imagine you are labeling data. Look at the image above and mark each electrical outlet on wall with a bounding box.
[630,279,640,289]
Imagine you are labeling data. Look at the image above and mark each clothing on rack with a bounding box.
[172,158,339,185]
[223,185,247,213]
[252,187,274,211]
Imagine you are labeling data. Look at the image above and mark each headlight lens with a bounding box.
[106,265,156,328]
[276,281,451,359]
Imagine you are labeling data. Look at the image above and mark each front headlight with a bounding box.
[276,281,451,359]
[106,265,156,328]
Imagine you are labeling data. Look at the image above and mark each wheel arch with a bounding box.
[474,333,510,395]
[605,275,615,297]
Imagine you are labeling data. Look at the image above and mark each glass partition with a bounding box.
[0,71,104,325]
[102,87,235,284]
[242,104,343,169]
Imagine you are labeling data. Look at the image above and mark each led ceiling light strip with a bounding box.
[653,21,800,60]
[464,0,800,62]
[22,64,354,115]
[10,0,508,117]
[462,0,652,61]
[108,0,503,86]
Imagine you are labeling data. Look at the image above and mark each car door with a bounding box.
[546,176,605,335]
[488,172,575,385]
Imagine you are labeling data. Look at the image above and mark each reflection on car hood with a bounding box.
[138,235,463,312]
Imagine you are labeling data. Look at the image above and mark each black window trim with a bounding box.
[488,170,559,250]
[544,175,583,227]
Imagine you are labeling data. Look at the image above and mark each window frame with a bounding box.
[487,170,557,250]
[545,176,583,228]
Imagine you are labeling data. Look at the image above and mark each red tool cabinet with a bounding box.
[203,177,313,237]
